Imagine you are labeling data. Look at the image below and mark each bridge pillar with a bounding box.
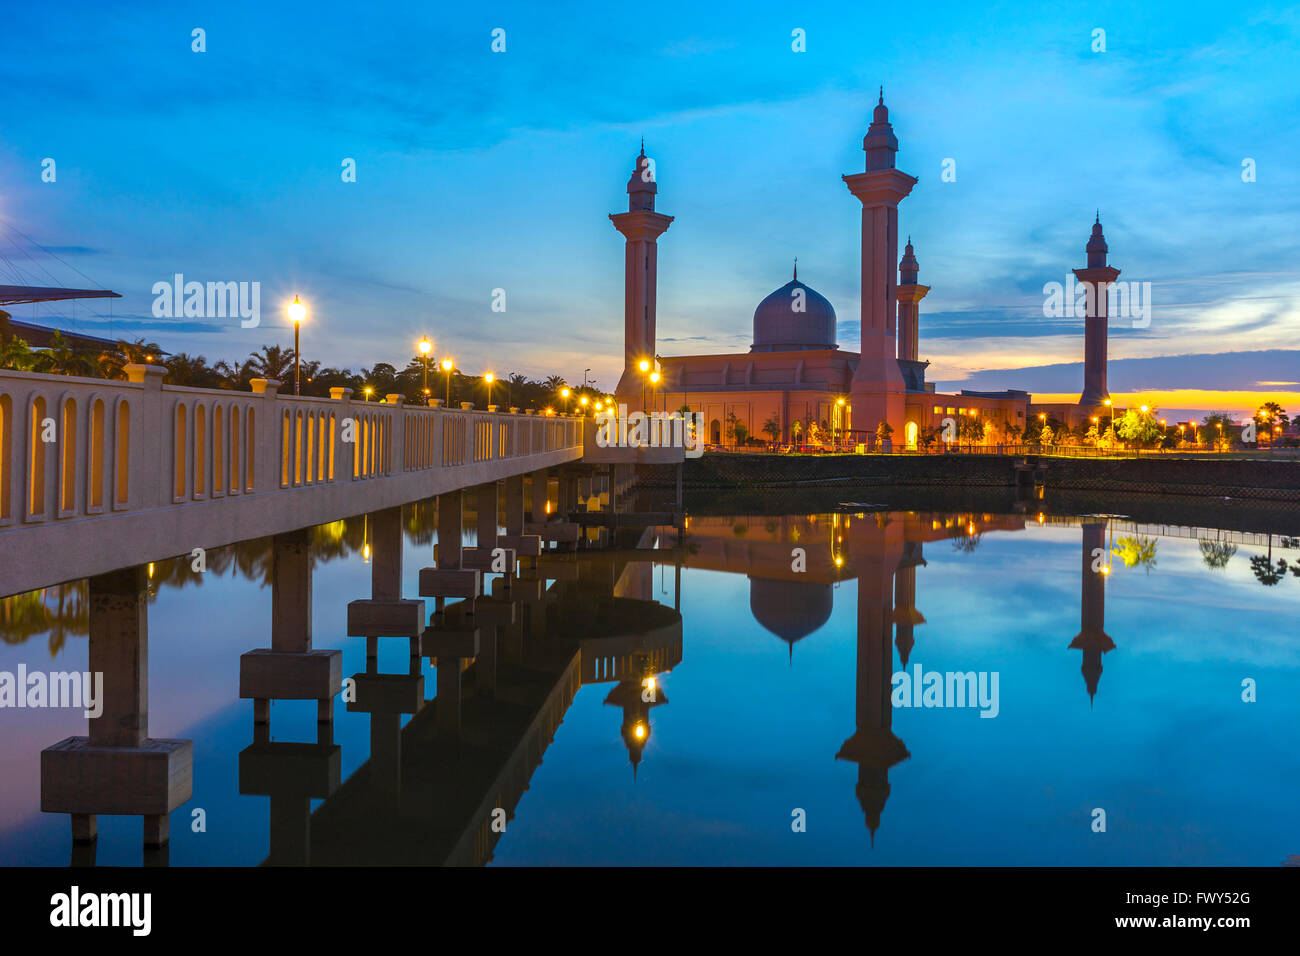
[530,469,549,524]
[504,474,525,536]
[438,490,463,569]
[476,482,498,549]
[271,529,312,653]
[41,566,193,850]
[370,506,404,601]
[245,530,344,726]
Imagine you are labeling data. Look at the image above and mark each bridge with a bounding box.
[0,364,589,597]
[0,364,690,853]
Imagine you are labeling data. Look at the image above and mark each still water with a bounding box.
[2,499,1298,866]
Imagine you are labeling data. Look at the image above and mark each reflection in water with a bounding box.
[3,500,1298,865]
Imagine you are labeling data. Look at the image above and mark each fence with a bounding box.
[0,365,582,530]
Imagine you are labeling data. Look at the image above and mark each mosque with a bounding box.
[610,92,1121,447]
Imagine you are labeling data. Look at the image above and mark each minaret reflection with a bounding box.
[836,514,910,844]
[1069,520,1116,705]
[603,660,667,777]
[891,540,926,667]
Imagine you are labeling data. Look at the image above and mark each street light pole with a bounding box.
[288,295,306,395]
[418,337,432,399]
[442,358,454,406]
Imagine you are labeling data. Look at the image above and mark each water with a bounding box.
[2,498,1298,866]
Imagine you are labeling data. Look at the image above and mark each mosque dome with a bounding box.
[749,577,833,651]
[750,267,838,352]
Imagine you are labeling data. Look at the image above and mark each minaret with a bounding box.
[611,142,674,404]
[1075,216,1120,407]
[895,238,930,362]
[843,90,917,440]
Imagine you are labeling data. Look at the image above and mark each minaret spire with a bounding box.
[793,257,798,281]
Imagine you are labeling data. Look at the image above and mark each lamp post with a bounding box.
[638,358,651,411]
[418,337,432,397]
[579,395,589,416]
[649,371,660,413]
[442,357,454,406]
[484,372,494,408]
[560,386,570,415]
[287,295,307,395]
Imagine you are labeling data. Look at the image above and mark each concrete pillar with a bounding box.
[530,469,549,523]
[270,529,312,654]
[435,659,463,736]
[477,482,498,549]
[438,490,462,569]
[505,474,525,535]
[370,506,403,600]
[88,566,148,748]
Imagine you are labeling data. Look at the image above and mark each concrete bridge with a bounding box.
[0,365,586,598]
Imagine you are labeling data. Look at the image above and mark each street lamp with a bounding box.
[560,386,570,415]
[441,357,454,406]
[287,295,307,395]
[418,337,432,396]
[484,372,495,408]
[649,371,660,412]
[579,395,589,414]
[363,386,373,402]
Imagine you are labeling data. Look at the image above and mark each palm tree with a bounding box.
[0,336,38,371]
[246,344,294,381]
[36,330,93,376]
[116,338,164,365]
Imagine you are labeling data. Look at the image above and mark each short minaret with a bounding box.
[843,91,917,440]
[895,238,930,362]
[611,142,674,404]
[1075,215,1120,407]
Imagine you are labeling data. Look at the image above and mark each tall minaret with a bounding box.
[843,91,917,440]
[1068,521,1115,705]
[611,142,674,404]
[895,238,930,362]
[1075,216,1120,407]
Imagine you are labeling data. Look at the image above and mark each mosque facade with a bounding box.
[610,94,1120,447]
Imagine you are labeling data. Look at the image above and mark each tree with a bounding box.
[957,417,985,444]
[761,414,781,443]
[0,336,38,371]
[1116,407,1164,448]
[1198,540,1237,570]
[1112,535,1158,573]
[35,330,94,376]
[246,345,294,381]
[875,420,894,446]
[1253,402,1289,445]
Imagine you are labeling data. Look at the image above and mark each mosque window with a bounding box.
[932,405,942,414]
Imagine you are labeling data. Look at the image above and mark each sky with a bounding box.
[1,1,1297,419]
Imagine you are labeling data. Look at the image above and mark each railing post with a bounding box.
[330,388,354,481]
[250,378,281,491]
[386,395,404,475]
[123,364,166,510]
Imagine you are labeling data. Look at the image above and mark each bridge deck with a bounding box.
[0,367,583,596]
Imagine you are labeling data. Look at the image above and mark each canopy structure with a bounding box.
[0,285,120,307]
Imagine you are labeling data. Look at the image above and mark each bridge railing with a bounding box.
[0,366,582,530]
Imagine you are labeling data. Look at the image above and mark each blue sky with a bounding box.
[1,0,1297,408]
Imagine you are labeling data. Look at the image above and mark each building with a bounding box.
[609,93,1123,448]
